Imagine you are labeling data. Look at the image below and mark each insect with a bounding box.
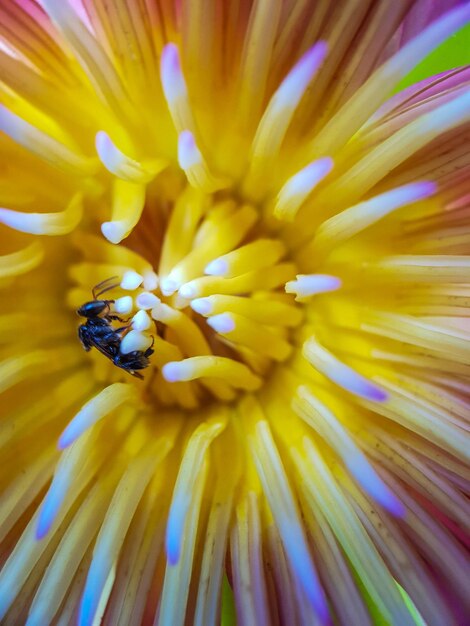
[77,276,154,379]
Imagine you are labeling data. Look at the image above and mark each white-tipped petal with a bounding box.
[120,270,144,290]
[132,310,152,331]
[285,274,342,300]
[274,157,333,221]
[0,194,82,236]
[206,313,235,334]
[163,357,261,390]
[160,44,198,138]
[190,298,213,316]
[251,42,328,161]
[160,277,179,297]
[178,130,227,192]
[101,179,146,244]
[303,338,388,402]
[160,43,187,105]
[143,270,159,291]
[101,221,127,244]
[315,181,438,250]
[135,291,160,310]
[120,330,153,355]
[0,105,97,175]
[294,386,405,517]
[95,131,165,183]
[178,130,201,169]
[58,384,135,449]
[113,296,133,315]
[0,242,44,279]
[179,282,198,300]
[162,361,185,383]
[204,258,229,276]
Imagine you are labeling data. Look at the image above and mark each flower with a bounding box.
[0,1,469,625]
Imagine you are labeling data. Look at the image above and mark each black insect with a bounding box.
[77,276,154,379]
[111,339,155,380]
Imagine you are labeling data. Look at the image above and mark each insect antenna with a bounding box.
[93,276,120,299]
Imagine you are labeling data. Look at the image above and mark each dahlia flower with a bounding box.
[0,1,469,625]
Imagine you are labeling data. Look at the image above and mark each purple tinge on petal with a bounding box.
[165,493,188,565]
[162,361,182,383]
[386,180,438,206]
[367,67,470,127]
[160,42,184,102]
[283,522,330,623]
[276,41,328,108]
[349,454,406,518]
[332,365,388,402]
[78,562,106,626]
[58,422,79,449]
[178,130,199,169]
[35,487,63,540]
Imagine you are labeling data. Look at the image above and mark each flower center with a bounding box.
[72,183,303,409]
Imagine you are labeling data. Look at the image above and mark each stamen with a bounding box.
[314,181,437,252]
[178,130,228,192]
[274,157,333,221]
[95,131,167,184]
[0,193,83,236]
[58,384,136,449]
[162,357,262,391]
[206,313,236,334]
[120,330,152,355]
[303,337,388,401]
[101,180,146,244]
[205,239,285,277]
[285,274,342,300]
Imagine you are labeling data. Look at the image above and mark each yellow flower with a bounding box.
[0,2,469,625]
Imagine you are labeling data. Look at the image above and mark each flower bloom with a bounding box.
[0,1,469,625]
